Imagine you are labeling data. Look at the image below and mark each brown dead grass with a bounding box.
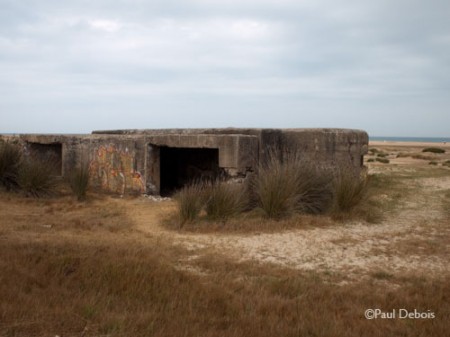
[0,238,448,337]
[1,150,450,336]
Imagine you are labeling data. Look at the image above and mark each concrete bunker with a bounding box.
[159,147,219,196]
[27,142,63,176]
[1,128,369,196]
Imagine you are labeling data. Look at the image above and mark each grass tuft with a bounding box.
[251,152,332,219]
[0,142,22,191]
[375,157,390,164]
[17,158,58,197]
[422,147,445,154]
[174,181,205,226]
[69,165,90,201]
[204,182,246,221]
[331,170,368,215]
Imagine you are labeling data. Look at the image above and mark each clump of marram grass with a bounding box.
[375,157,390,164]
[69,165,90,201]
[428,161,438,166]
[443,160,450,167]
[204,182,246,221]
[422,147,445,154]
[17,158,58,197]
[174,181,205,226]
[0,142,22,191]
[331,170,368,215]
[250,152,333,219]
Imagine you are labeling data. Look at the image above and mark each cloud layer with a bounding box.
[1,0,449,136]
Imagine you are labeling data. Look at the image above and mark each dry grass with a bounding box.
[250,153,333,219]
[17,158,59,197]
[68,165,90,201]
[412,154,436,161]
[0,237,448,337]
[1,148,450,336]
[204,182,247,221]
[422,147,445,154]
[0,142,22,191]
[174,182,205,225]
[0,192,132,232]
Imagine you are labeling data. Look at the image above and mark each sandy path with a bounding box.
[126,174,450,279]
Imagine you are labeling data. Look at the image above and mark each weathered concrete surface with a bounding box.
[1,128,368,195]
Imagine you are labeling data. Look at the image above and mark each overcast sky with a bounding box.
[1,0,449,137]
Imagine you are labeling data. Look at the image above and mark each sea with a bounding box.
[370,136,450,143]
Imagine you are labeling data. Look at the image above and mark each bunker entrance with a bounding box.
[160,147,219,196]
[27,142,63,176]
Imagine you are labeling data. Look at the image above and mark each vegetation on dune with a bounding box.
[422,147,445,154]
[331,170,368,215]
[250,153,333,219]
[375,157,390,164]
[68,164,90,201]
[376,152,388,158]
[1,152,449,336]
[175,181,206,225]
[0,142,22,190]
[17,157,58,197]
[0,239,448,337]
[204,182,247,221]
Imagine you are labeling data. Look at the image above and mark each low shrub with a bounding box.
[443,160,450,167]
[367,158,375,162]
[0,142,22,190]
[368,148,379,154]
[428,161,438,166]
[17,158,58,197]
[174,182,205,226]
[204,182,246,221]
[422,147,445,154]
[69,165,90,201]
[375,157,390,164]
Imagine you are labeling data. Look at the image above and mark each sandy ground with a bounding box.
[124,141,450,281]
[1,141,449,283]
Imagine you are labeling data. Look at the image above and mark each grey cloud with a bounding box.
[0,0,449,136]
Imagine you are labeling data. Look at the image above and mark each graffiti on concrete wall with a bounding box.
[89,144,145,194]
